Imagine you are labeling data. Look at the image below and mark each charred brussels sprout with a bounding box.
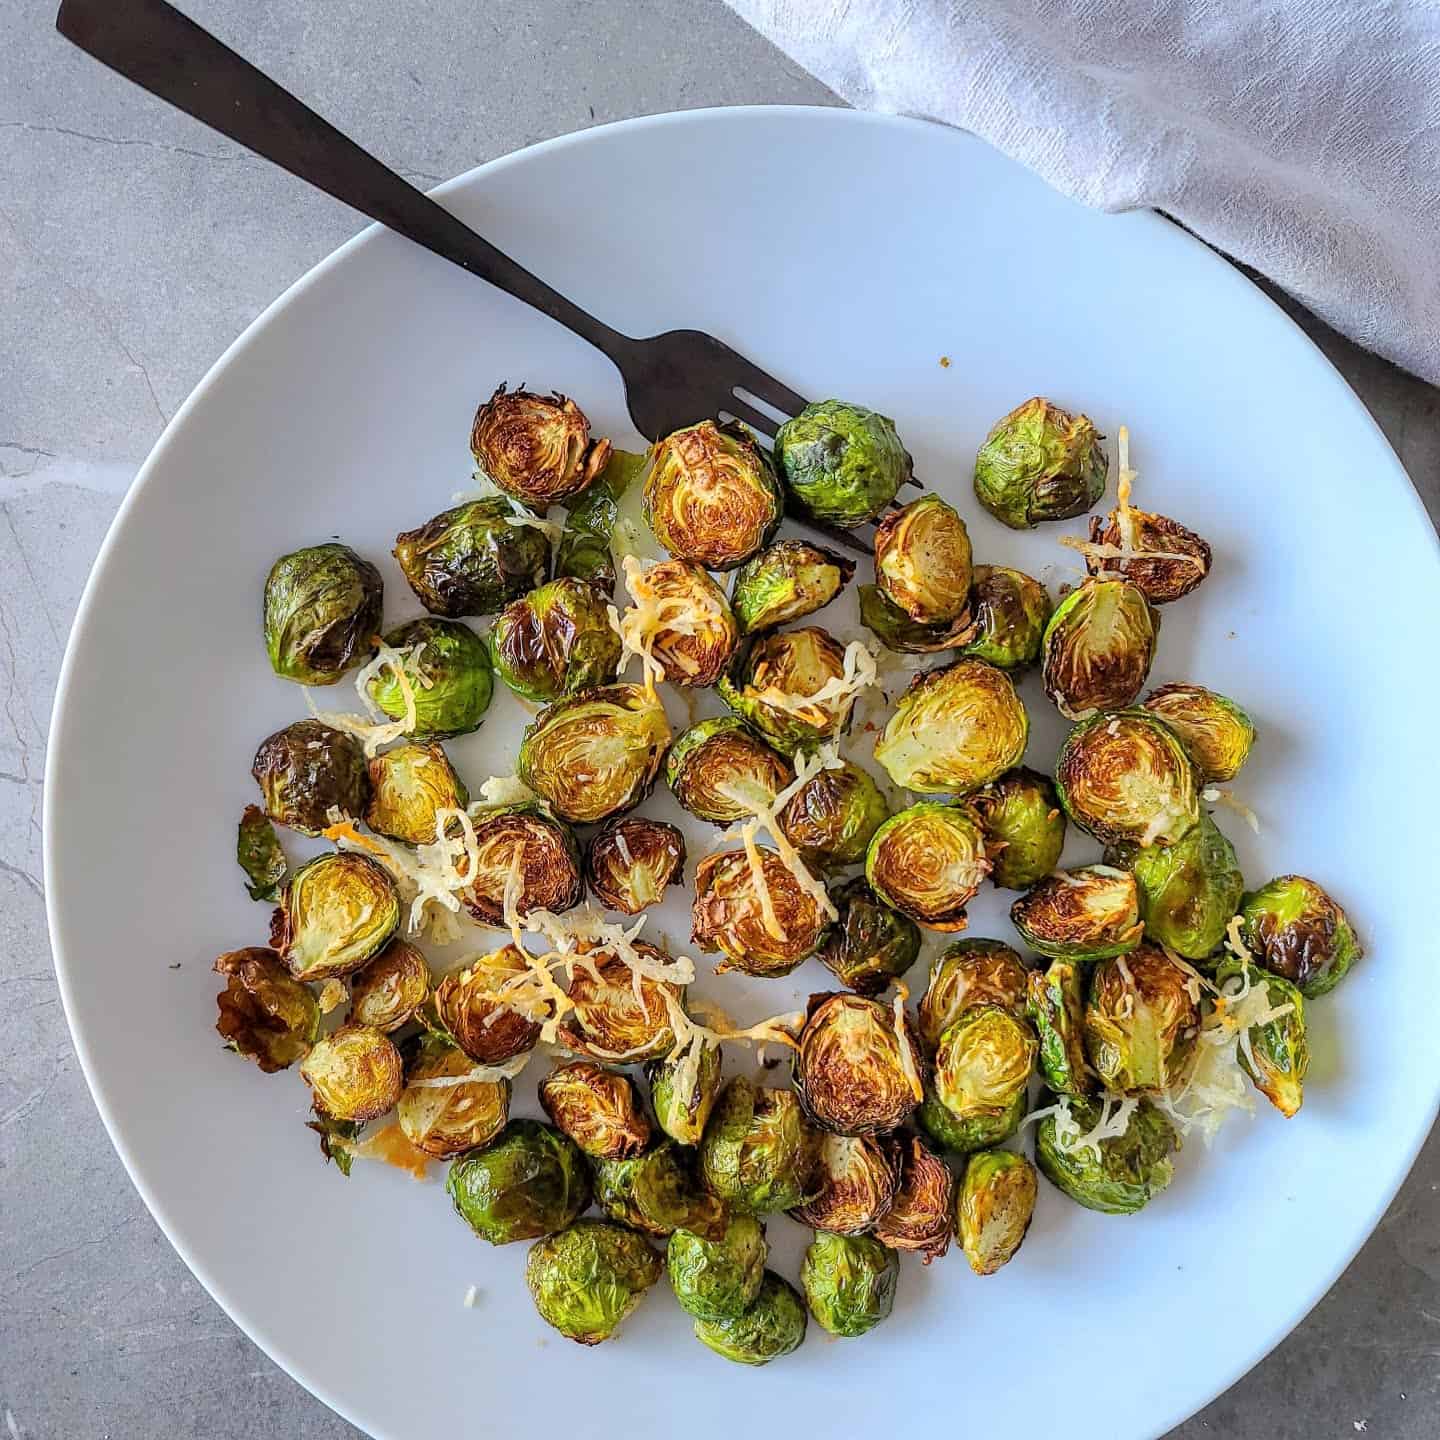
[970,767,1066,890]
[470,385,611,508]
[873,659,1028,794]
[460,807,583,926]
[449,1119,591,1245]
[699,1078,815,1215]
[487,577,621,703]
[348,938,429,1032]
[1213,956,1309,1117]
[299,1024,403,1122]
[397,1034,510,1158]
[593,1143,725,1240]
[555,946,681,1061]
[668,1213,767,1322]
[795,992,923,1136]
[645,421,782,570]
[873,495,973,625]
[778,759,888,871]
[1120,812,1244,959]
[718,627,866,756]
[1042,578,1159,719]
[959,565,1052,670]
[873,1134,954,1261]
[585,817,686,915]
[271,852,400,981]
[858,583,978,654]
[527,1219,661,1346]
[623,559,740,687]
[214,947,319,1072]
[692,847,830,977]
[539,1060,651,1160]
[731,540,854,634]
[1010,866,1143,962]
[693,1270,807,1365]
[665,715,793,825]
[648,1040,723,1147]
[367,618,494,739]
[866,802,990,931]
[817,878,921,996]
[775,400,912,527]
[556,448,648,594]
[1027,961,1093,1096]
[789,1132,901,1234]
[973,397,1107,530]
[918,939,1030,1052]
[918,1083,1027,1156]
[1084,945,1199,1093]
[237,805,286,902]
[801,1233,897,1338]
[263,543,383,685]
[1143,683,1255,782]
[934,1006,1036,1129]
[394,499,550,618]
[959,1150,1038,1275]
[1034,1094,1177,1214]
[1238,876,1361,997]
[434,945,545,1064]
[251,720,370,837]
[365,742,468,844]
[1084,507,1212,604]
[517,684,670,823]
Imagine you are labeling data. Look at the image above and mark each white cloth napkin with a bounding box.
[726,0,1440,385]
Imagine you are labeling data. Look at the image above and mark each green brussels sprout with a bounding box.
[1027,960,1094,1096]
[858,583,979,654]
[730,540,854,634]
[665,715,793,825]
[668,1213,768,1322]
[774,399,912,527]
[918,1082,1027,1156]
[778,759,889,870]
[1054,708,1200,848]
[470,384,612,508]
[958,565,1052,670]
[1084,506,1212,604]
[585,817,686,915]
[816,878,921,996]
[1116,812,1244,959]
[648,1039,723,1146]
[539,1060,652,1159]
[1042,578,1159,720]
[434,945,547,1063]
[347,938,429,1032]
[795,992,923,1136]
[393,499,550,618]
[487,576,621,703]
[969,767,1067,890]
[594,1143,726,1240]
[237,805,286,902]
[263,542,383,685]
[555,448,648,593]
[397,1033,510,1158]
[1238,875,1362,998]
[873,1133,954,1262]
[251,719,371,838]
[364,741,469,845]
[693,1270,807,1365]
[460,807,583,927]
[555,945,682,1061]
[934,1006,1036,1127]
[865,801,990,931]
[1010,866,1143,962]
[367,618,494,739]
[517,683,670,824]
[1084,945,1199,1094]
[213,947,319,1072]
[873,494,974,625]
[973,396,1107,530]
[526,1219,661,1345]
[699,1078,816,1215]
[619,559,740,687]
[299,1023,403,1122]
[691,846,831,978]
[448,1119,592,1245]
[1213,956,1310,1117]
[958,1150,1038,1275]
[1143,683,1256,783]
[645,421,782,570]
[717,627,864,756]
[800,1233,897,1338]
[918,939,1030,1052]
[873,659,1029,794]
[1034,1094,1177,1214]
[271,852,400,981]
[789,1132,901,1234]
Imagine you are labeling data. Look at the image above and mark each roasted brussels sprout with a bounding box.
[699,1078,815,1215]
[1119,812,1244,959]
[555,946,680,1061]
[1238,875,1362,997]
[665,715,793,825]
[918,939,1030,1052]
[594,1143,726,1239]
[795,992,923,1136]
[460,806,583,926]
[800,1232,897,1338]
[470,384,611,508]
[858,583,978,654]
[873,659,1028,794]
[365,741,468,844]
[648,1040,723,1146]
[251,719,371,837]
[973,397,1107,530]
[434,946,546,1063]
[1084,507,1212,604]
[969,767,1066,891]
[865,801,990,931]
[778,759,888,870]
[789,1132,901,1234]
[398,1033,510,1158]
[774,400,912,527]
[1034,1094,1177,1214]
[934,1006,1036,1129]
[585,817,686,915]
[918,1083,1027,1156]
[393,499,550,618]
[817,878,921,996]
[237,805,286,902]
[263,542,383,685]
[539,1060,652,1159]
[299,1023,403,1122]
[958,1150,1037,1275]
[874,1133,954,1261]
[527,1219,661,1345]
[1143,683,1256,783]
[556,448,648,594]
[487,576,621,702]
[959,565,1052,670]
[873,494,973,626]
[667,1213,767,1322]
[1042,578,1159,719]
[1213,956,1310,1117]
[622,559,740,687]
[1010,866,1143,962]
[645,421,782,570]
[1027,960,1093,1096]
[347,938,429,1032]
[730,540,854,634]
[691,846,831,978]
[1054,708,1200,848]
[517,684,670,823]
[214,947,319,1072]
[271,852,400,981]
[367,618,494,739]
[693,1270,807,1365]
[718,627,865,755]
[1084,945,1199,1093]
[448,1119,591,1245]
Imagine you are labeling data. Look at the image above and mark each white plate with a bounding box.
[46,108,1440,1440]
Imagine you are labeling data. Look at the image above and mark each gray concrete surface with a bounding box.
[2,2,1438,1436]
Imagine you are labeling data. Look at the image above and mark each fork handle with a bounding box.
[56,0,633,360]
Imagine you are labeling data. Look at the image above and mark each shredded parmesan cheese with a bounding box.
[1023,1093,1140,1160]
[1202,786,1261,833]
[745,640,878,729]
[890,982,924,1101]
[308,639,429,757]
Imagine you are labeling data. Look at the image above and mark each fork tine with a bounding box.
[726,359,810,418]
[723,397,778,439]
[783,498,873,557]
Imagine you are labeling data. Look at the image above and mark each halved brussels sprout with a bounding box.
[487,576,621,703]
[555,945,681,1061]
[1084,507,1212,604]
[644,421,782,570]
[594,1143,726,1240]
[918,1083,1027,1156]
[394,499,550,618]
[691,847,831,977]
[1143,683,1256,783]
[271,852,400,981]
[517,683,670,823]
[934,1006,1036,1127]
[449,1119,591,1245]
[1118,812,1244,959]
[263,542,383,685]
[730,540,854,634]
[460,806,583,926]
[873,495,973,625]
[699,1078,816,1215]
[858,583,977,654]
[299,1023,403,1122]
[365,742,469,844]
[800,1233,897,1339]
[1010,866,1143,962]
[865,801,990,931]
[626,559,740,687]
[1084,945,1199,1093]
[959,1150,1038,1275]
[693,1270,807,1365]
[795,992,923,1136]
[251,719,370,837]
[556,448,648,594]
[918,939,1030,1052]
[1238,875,1362,997]
[1054,708,1200,848]
[873,659,1029,794]
[1213,956,1310,1117]
[348,938,429,1032]
[470,384,611,508]
[778,759,888,870]
[648,1040,723,1146]
[1042,578,1159,719]
[970,767,1067,891]
[1027,960,1093,1096]
[668,1213,767,1322]
[585,817,686,915]
[539,1060,652,1159]
[973,397,1107,530]
[873,1133,954,1261]
[789,1132,901,1234]
[816,878,921,996]
[774,399,912,527]
[958,565,1052,670]
[397,1033,510,1158]
[434,945,546,1064]
[214,947,319,1072]
[527,1219,661,1346]
[237,805,286,902]
[665,715,793,825]
[1034,1094,1177,1213]
[367,618,494,739]
[718,627,862,755]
